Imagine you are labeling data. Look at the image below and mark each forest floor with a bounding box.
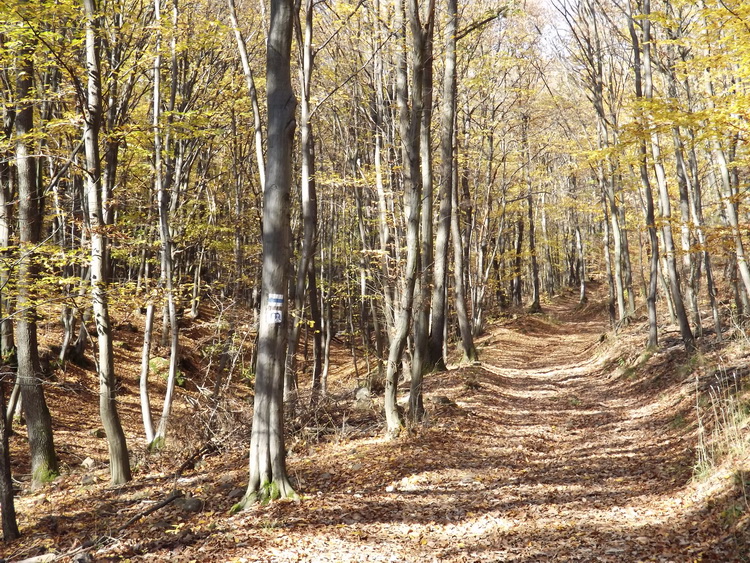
[3,285,750,562]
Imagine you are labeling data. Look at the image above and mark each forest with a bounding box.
[0,0,749,560]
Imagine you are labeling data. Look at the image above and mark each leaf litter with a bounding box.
[3,286,748,561]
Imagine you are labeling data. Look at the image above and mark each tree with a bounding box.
[236,0,298,508]
[426,0,458,372]
[82,0,132,485]
[14,9,58,488]
[0,380,19,541]
[383,0,424,438]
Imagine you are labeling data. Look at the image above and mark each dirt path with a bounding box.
[206,290,737,562]
[15,290,738,562]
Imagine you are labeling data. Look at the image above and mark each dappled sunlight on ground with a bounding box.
[5,288,748,561]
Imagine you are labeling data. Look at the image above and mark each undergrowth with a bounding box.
[694,362,750,508]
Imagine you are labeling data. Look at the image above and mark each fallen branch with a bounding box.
[173,442,218,477]
[118,489,184,531]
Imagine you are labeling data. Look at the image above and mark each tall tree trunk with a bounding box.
[426,0,457,372]
[83,0,131,484]
[451,155,477,362]
[0,102,14,359]
[641,0,694,352]
[522,113,541,313]
[152,0,180,445]
[409,0,435,423]
[627,0,659,348]
[427,0,458,370]
[286,0,318,405]
[237,0,298,508]
[14,24,58,488]
[384,0,422,438]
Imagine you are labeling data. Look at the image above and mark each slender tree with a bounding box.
[0,380,18,541]
[83,0,131,484]
[426,0,458,372]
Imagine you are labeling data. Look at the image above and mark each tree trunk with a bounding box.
[152,0,181,446]
[236,0,298,508]
[522,113,541,313]
[384,0,422,438]
[512,217,524,308]
[426,0,457,372]
[228,0,265,192]
[409,0,435,424]
[0,382,19,541]
[83,0,131,484]
[0,103,14,359]
[140,302,156,443]
[452,149,477,362]
[640,0,694,352]
[286,0,318,405]
[627,0,659,348]
[15,26,58,488]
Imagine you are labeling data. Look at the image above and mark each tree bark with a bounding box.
[83,0,132,484]
[14,23,58,488]
[452,135,477,362]
[286,0,318,405]
[152,0,181,446]
[0,381,19,540]
[0,100,14,359]
[427,0,458,371]
[409,0,435,424]
[640,0,694,352]
[626,0,659,347]
[237,0,298,508]
[522,113,541,313]
[228,0,265,192]
[384,0,422,438]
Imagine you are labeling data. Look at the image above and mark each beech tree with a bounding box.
[82,0,131,484]
[14,8,58,488]
[0,381,18,540]
[236,0,298,507]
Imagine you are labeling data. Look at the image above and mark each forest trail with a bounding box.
[7,288,743,562]
[213,288,736,562]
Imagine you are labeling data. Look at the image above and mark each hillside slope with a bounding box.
[3,288,749,561]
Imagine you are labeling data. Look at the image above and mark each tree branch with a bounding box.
[456,7,508,41]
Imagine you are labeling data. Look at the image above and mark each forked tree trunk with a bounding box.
[236,0,298,509]
[384,0,422,438]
